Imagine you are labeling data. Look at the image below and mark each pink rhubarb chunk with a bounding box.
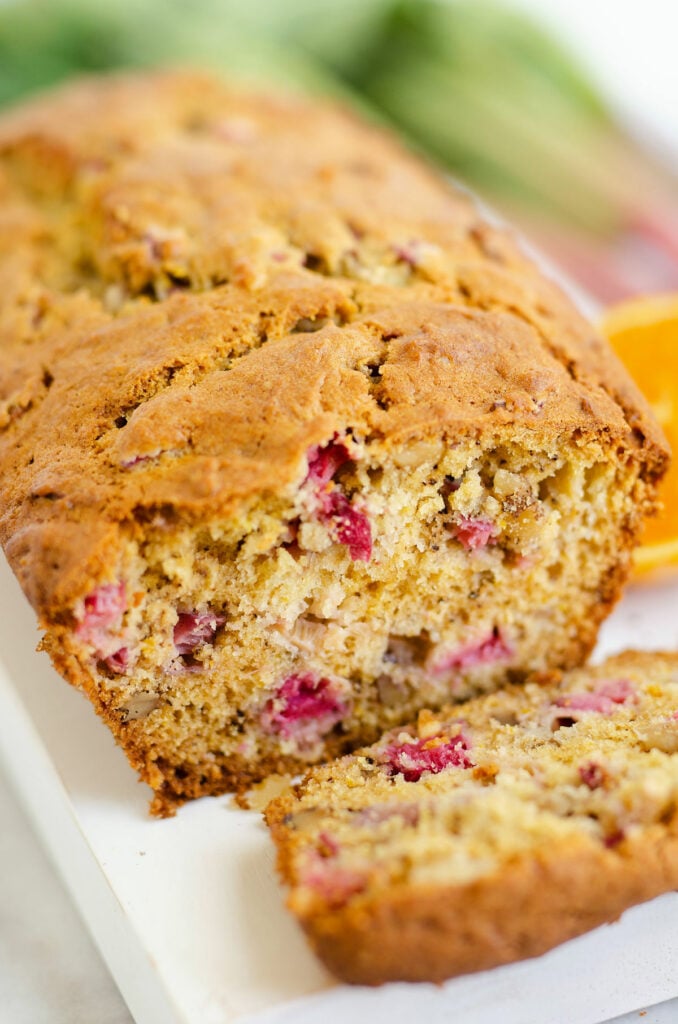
[305,440,351,488]
[317,831,340,857]
[105,647,129,674]
[173,611,225,655]
[320,490,372,562]
[120,454,152,468]
[355,803,420,827]
[452,516,497,551]
[579,761,607,790]
[432,628,513,675]
[605,830,625,849]
[303,851,367,907]
[76,582,126,649]
[555,678,636,717]
[381,729,473,782]
[305,439,372,562]
[596,678,637,703]
[262,673,348,742]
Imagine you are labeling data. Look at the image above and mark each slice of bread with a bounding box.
[266,651,678,984]
[0,71,667,813]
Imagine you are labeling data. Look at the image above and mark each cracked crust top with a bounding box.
[0,70,668,622]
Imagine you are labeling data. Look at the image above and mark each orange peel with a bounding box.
[601,294,678,575]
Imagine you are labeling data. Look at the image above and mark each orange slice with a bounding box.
[601,294,678,575]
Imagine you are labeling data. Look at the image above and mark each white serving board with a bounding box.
[0,551,677,1024]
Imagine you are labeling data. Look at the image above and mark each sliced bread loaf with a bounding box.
[266,651,678,983]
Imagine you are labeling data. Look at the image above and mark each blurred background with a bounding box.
[1,0,678,303]
[1,0,677,570]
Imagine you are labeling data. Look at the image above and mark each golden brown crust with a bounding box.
[0,70,668,626]
[266,650,678,984]
[287,823,678,985]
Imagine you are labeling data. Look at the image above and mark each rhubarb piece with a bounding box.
[305,440,352,488]
[595,678,637,703]
[432,628,513,674]
[302,850,367,907]
[380,729,473,782]
[75,582,127,662]
[317,831,340,857]
[104,647,130,674]
[578,761,607,790]
[553,677,636,722]
[305,439,373,562]
[452,515,498,551]
[173,611,225,655]
[320,490,372,562]
[262,673,350,746]
[354,803,420,827]
[76,582,126,644]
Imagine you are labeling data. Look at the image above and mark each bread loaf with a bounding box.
[0,71,667,813]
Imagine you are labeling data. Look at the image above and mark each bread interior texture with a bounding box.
[55,427,638,807]
[279,662,678,901]
[265,653,678,984]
